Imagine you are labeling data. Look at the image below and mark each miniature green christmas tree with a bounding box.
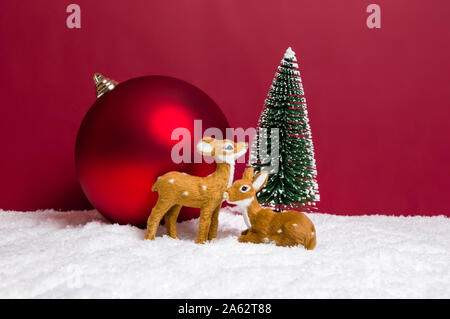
[250,47,319,212]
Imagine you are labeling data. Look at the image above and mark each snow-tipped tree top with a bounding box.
[283,47,297,61]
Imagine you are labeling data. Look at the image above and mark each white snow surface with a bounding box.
[0,207,449,299]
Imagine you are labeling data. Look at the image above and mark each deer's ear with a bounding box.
[252,171,268,192]
[243,167,254,180]
[197,139,213,155]
[202,136,215,143]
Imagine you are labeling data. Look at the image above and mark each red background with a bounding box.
[1,0,449,216]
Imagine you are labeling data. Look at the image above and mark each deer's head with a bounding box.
[223,167,269,209]
[196,137,248,164]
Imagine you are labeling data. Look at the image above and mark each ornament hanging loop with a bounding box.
[93,73,118,98]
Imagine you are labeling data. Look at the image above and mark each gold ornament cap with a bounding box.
[93,73,118,98]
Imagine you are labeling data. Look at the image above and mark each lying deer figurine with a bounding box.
[145,137,248,244]
[224,167,316,249]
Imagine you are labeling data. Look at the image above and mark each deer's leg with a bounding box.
[164,205,181,239]
[144,199,172,240]
[195,205,215,244]
[207,204,222,240]
[238,231,264,244]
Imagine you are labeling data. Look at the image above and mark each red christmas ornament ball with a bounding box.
[75,76,229,227]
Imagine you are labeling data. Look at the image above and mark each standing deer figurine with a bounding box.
[224,167,317,249]
[145,137,248,244]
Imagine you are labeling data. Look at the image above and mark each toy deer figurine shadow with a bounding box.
[224,167,317,249]
[145,137,248,244]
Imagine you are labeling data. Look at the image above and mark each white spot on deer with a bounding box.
[168,179,174,184]
[202,185,207,191]
[182,191,189,196]
[277,229,282,234]
[157,176,161,180]
[311,232,315,236]
[293,223,298,227]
